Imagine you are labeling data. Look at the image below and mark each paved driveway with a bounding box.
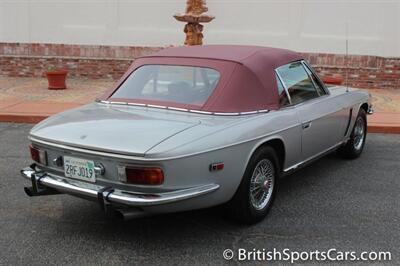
[0,123,398,265]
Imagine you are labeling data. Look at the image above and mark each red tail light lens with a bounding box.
[119,167,164,185]
[29,145,47,165]
[30,145,40,163]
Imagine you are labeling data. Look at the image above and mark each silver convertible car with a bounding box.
[22,45,372,223]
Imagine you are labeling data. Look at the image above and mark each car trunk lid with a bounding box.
[30,103,200,156]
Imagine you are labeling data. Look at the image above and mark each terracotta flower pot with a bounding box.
[321,76,343,86]
[46,69,68,90]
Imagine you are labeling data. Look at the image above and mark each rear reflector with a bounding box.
[29,145,47,165]
[118,166,164,185]
[209,162,224,172]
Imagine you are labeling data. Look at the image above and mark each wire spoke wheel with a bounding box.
[249,159,275,210]
[353,117,365,151]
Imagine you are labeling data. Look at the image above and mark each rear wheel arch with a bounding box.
[249,138,285,173]
[228,137,285,202]
[226,140,283,224]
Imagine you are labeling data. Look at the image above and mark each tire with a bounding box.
[225,146,280,224]
[338,108,367,159]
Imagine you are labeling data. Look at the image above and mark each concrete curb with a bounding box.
[367,125,400,134]
[0,113,47,124]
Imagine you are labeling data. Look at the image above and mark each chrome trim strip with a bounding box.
[147,104,167,109]
[99,101,269,116]
[283,141,345,172]
[240,111,258,115]
[213,112,240,116]
[109,101,128,105]
[189,110,213,115]
[21,167,220,206]
[167,107,189,112]
[127,102,146,107]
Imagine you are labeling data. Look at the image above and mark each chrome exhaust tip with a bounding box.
[113,208,147,220]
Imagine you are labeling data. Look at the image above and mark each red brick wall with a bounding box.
[1,43,399,89]
[301,53,400,89]
[0,56,133,80]
[0,43,161,79]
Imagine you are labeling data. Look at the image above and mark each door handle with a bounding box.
[302,121,312,129]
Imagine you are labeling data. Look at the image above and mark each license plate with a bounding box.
[64,156,96,182]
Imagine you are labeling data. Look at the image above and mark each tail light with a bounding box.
[118,166,164,185]
[29,145,47,165]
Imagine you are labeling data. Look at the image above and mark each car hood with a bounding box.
[30,103,201,156]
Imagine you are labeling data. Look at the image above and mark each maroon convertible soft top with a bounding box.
[101,45,303,113]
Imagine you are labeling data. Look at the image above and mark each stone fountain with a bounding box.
[174,0,215,45]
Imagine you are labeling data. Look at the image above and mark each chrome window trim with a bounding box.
[98,100,269,116]
[300,60,323,96]
[275,60,331,109]
[274,70,292,105]
[301,60,330,95]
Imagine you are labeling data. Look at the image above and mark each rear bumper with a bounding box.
[21,165,219,207]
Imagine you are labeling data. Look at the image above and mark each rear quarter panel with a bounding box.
[145,108,302,205]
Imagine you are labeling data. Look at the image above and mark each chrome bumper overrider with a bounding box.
[367,106,374,115]
[367,102,374,115]
[21,165,219,207]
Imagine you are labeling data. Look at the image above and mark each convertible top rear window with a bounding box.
[111,65,220,107]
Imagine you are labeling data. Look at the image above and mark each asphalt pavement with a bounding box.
[0,123,399,265]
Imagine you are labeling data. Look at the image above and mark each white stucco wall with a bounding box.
[1,0,399,57]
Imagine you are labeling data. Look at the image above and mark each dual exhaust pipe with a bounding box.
[24,172,146,221]
[112,208,148,220]
[24,184,146,220]
[25,185,146,220]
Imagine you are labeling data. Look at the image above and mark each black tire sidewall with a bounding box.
[230,146,280,223]
[338,108,367,159]
[349,109,367,156]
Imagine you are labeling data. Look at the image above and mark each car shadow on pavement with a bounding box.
[55,152,345,238]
